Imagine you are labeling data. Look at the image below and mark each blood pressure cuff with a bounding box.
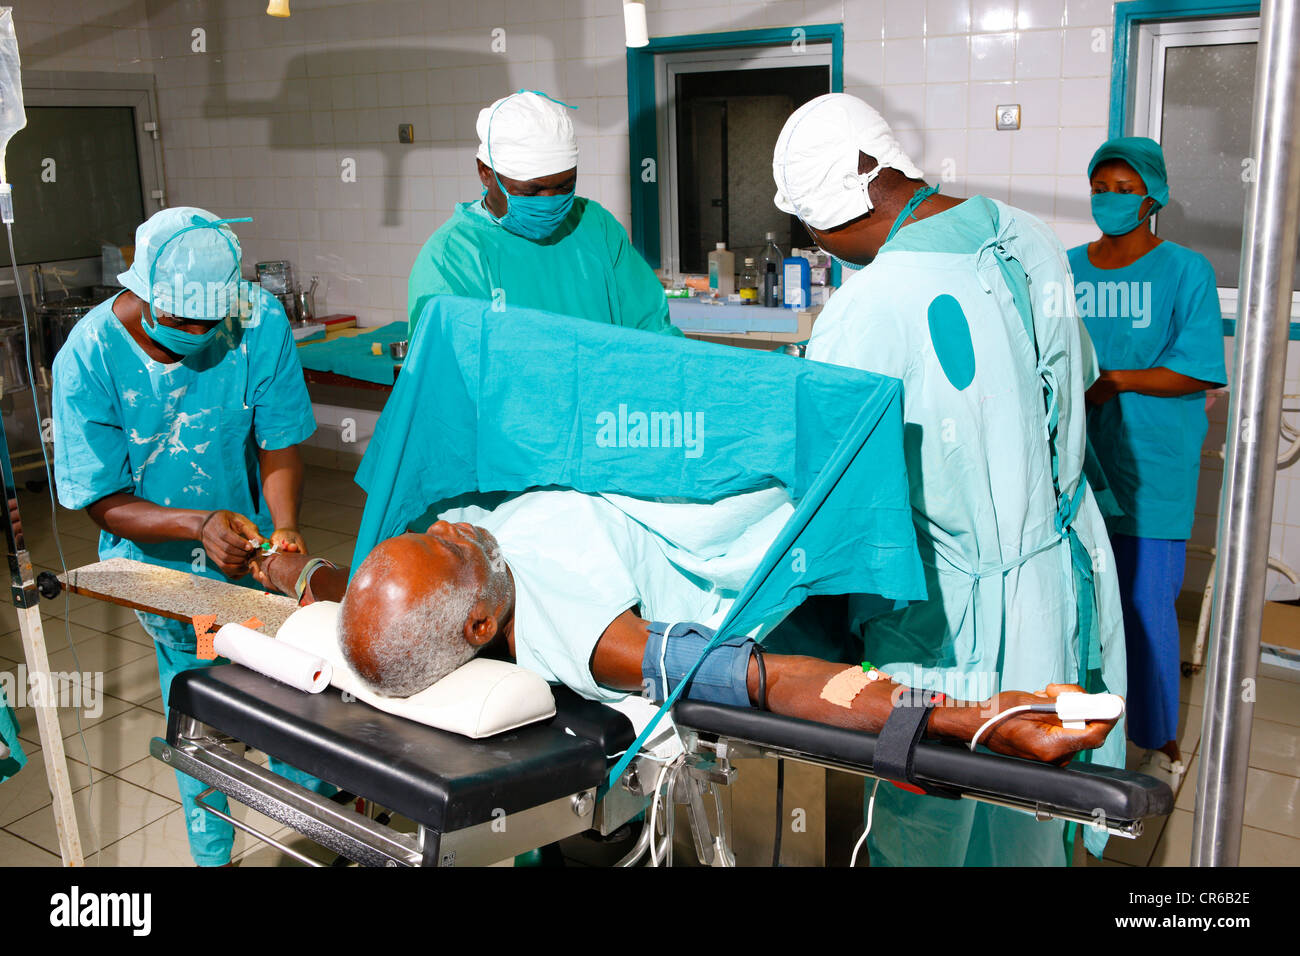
[642,622,754,709]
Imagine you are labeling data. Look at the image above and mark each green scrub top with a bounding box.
[1067,241,1227,540]
[407,196,680,338]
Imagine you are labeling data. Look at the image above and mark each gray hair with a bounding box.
[345,579,481,698]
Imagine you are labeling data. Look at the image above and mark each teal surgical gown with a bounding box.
[807,196,1127,865]
[51,290,317,647]
[406,196,680,338]
[1067,241,1227,539]
[0,683,26,785]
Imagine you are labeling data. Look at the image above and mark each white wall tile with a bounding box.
[1015,29,1063,79]
[886,0,927,38]
[966,128,1013,174]
[1018,0,1066,31]
[971,32,1016,81]
[1063,24,1110,77]
[970,0,1017,33]
[884,37,927,85]
[926,35,971,83]
[926,0,972,36]
[926,82,971,129]
[1010,127,1058,175]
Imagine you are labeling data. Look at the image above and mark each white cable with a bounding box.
[969,704,1034,751]
[850,779,880,868]
[648,755,678,867]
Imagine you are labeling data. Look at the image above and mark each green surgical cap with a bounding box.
[1087,136,1170,207]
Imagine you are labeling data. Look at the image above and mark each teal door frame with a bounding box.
[626,24,845,269]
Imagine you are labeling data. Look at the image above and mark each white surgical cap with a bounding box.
[117,206,242,320]
[772,93,924,230]
[476,90,579,182]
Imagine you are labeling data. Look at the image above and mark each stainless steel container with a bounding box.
[0,323,31,394]
[37,299,94,370]
[389,339,409,360]
[256,260,295,296]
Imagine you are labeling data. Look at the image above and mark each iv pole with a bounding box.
[1191,0,1300,865]
[0,411,84,865]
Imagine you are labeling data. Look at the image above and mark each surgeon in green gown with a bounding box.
[407,90,679,339]
[773,94,1127,866]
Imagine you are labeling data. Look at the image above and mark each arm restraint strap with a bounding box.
[874,688,960,798]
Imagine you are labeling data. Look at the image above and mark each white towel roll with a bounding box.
[213,622,332,694]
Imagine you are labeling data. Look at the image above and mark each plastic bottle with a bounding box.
[739,258,759,304]
[783,253,811,309]
[708,242,735,298]
[759,232,783,307]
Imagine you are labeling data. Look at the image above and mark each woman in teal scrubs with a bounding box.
[1068,137,1227,789]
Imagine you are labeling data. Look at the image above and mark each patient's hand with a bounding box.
[270,528,307,553]
[975,684,1118,765]
[251,551,309,597]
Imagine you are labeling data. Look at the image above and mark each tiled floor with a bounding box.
[1,465,1296,866]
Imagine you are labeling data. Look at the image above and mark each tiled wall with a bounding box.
[10,0,1300,600]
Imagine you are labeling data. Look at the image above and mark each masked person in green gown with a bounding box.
[407,90,679,338]
[772,93,1127,866]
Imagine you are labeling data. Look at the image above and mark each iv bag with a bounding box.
[0,8,25,182]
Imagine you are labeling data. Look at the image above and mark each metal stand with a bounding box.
[0,405,83,865]
[1192,0,1300,866]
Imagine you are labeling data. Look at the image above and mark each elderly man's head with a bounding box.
[339,520,513,697]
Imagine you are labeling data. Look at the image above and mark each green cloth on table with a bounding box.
[296,322,408,385]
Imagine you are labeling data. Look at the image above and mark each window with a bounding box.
[627,27,843,274]
[11,72,165,270]
[8,106,145,265]
[1128,15,1300,312]
[661,52,830,275]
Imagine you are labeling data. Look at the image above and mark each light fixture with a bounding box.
[267,0,290,17]
[624,1,648,48]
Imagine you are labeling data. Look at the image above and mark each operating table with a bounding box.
[153,663,1174,867]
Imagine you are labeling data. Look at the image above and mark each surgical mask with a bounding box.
[484,186,575,241]
[141,312,224,357]
[1091,192,1155,236]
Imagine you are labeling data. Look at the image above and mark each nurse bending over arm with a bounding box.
[253,509,1118,768]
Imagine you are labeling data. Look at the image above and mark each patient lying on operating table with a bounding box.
[252,489,1117,766]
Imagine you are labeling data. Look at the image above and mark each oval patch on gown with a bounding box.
[926,294,976,390]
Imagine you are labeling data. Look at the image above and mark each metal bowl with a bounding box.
[389,339,409,360]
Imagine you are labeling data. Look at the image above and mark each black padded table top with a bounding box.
[168,665,633,833]
[674,701,1174,823]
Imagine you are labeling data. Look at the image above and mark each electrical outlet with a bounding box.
[398,124,414,143]
[995,105,1021,131]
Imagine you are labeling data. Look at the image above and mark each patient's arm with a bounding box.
[588,610,1115,766]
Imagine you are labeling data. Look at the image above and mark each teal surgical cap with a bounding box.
[1087,136,1170,207]
[117,206,245,320]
